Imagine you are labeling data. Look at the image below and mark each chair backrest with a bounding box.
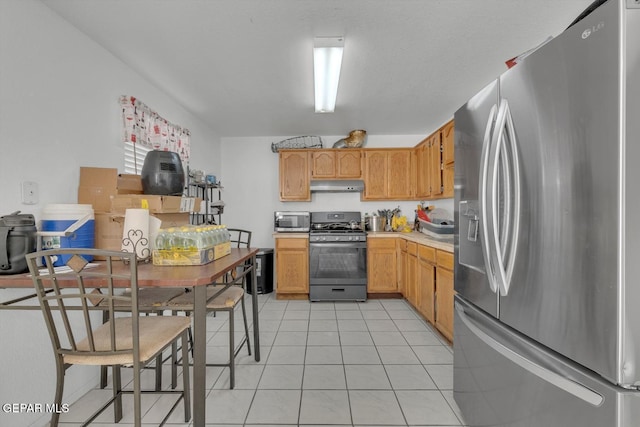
[25,248,140,361]
[228,229,252,248]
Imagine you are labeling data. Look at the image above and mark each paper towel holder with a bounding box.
[121,229,151,264]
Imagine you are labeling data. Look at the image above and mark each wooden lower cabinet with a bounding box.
[417,245,436,324]
[275,237,309,295]
[405,242,418,308]
[434,250,455,342]
[399,241,453,342]
[367,238,397,293]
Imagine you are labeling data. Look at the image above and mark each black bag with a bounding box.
[0,211,37,274]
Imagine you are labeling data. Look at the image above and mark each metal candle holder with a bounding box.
[121,228,151,264]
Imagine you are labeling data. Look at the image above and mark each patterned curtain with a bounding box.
[120,95,190,164]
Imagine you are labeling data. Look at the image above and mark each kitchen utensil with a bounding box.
[368,216,386,232]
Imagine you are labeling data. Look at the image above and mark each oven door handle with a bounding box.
[309,242,367,249]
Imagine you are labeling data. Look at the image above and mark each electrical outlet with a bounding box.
[21,181,38,205]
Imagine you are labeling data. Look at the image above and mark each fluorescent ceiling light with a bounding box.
[314,36,344,113]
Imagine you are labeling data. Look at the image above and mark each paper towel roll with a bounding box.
[148,216,162,251]
[122,208,150,259]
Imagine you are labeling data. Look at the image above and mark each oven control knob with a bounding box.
[335,236,340,241]
[321,237,326,241]
[348,236,353,241]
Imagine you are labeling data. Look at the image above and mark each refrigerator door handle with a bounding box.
[500,100,521,295]
[488,99,521,296]
[456,303,604,407]
[479,104,499,294]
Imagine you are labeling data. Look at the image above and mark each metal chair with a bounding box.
[226,228,252,287]
[26,248,191,427]
[167,281,251,389]
[229,228,252,248]
[170,228,254,388]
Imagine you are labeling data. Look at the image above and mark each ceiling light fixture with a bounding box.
[313,36,344,113]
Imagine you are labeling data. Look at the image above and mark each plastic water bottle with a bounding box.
[155,229,168,250]
[182,226,197,251]
[221,225,230,243]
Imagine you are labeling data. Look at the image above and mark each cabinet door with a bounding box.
[363,151,388,199]
[429,133,444,197]
[417,245,436,323]
[407,252,418,308]
[441,119,455,166]
[435,250,454,341]
[311,151,336,178]
[280,150,310,201]
[435,267,454,341]
[441,120,455,198]
[336,150,362,178]
[415,142,431,199]
[397,240,407,297]
[275,238,309,294]
[387,150,413,199]
[367,238,397,293]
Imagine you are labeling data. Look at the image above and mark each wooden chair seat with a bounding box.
[66,316,191,366]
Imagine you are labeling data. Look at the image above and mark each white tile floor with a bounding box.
[54,293,467,426]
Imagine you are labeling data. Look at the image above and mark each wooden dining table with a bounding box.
[0,247,261,427]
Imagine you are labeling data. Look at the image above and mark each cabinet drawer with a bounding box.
[436,250,454,270]
[397,239,407,252]
[276,238,308,250]
[368,238,397,250]
[418,245,436,263]
[407,241,417,256]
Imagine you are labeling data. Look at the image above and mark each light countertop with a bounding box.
[367,231,453,252]
[273,231,453,252]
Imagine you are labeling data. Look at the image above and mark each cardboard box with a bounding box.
[152,241,231,266]
[153,213,191,228]
[78,167,143,212]
[109,195,201,214]
[117,174,143,194]
[94,212,190,256]
[78,167,119,212]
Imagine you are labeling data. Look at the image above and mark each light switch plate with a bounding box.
[21,181,38,205]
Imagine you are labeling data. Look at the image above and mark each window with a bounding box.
[124,141,153,174]
[120,95,191,175]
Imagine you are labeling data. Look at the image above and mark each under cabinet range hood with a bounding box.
[310,180,364,193]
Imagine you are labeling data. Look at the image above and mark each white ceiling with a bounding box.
[41,0,594,138]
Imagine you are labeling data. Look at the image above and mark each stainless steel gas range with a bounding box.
[308,211,367,302]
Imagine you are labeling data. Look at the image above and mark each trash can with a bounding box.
[246,248,274,294]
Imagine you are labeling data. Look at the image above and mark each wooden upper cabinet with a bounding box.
[415,140,431,199]
[429,132,444,197]
[311,149,362,179]
[441,119,455,166]
[336,150,362,178]
[441,120,455,198]
[311,151,335,178]
[363,150,388,199]
[388,149,414,199]
[363,149,413,200]
[279,150,310,201]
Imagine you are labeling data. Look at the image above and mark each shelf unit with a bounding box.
[188,182,224,225]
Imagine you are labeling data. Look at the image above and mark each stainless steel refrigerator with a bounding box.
[453,1,640,425]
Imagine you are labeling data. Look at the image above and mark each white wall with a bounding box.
[221,135,454,249]
[0,1,219,426]
[0,2,454,425]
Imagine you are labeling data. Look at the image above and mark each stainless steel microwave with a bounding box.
[274,211,310,232]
